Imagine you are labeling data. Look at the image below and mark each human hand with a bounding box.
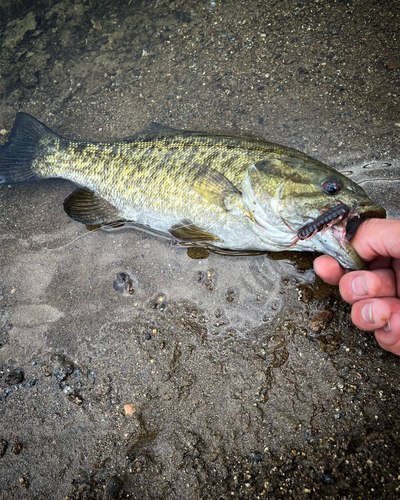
[314,219,400,355]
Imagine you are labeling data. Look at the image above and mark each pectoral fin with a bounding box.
[169,219,221,242]
[192,166,241,210]
[63,188,122,225]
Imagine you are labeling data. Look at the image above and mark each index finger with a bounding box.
[351,219,400,262]
[314,254,347,285]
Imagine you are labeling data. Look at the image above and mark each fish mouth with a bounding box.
[339,205,386,242]
[345,206,386,240]
[345,217,364,240]
[313,203,386,270]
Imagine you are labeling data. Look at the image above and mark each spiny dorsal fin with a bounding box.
[145,122,180,133]
[120,122,181,142]
[63,188,121,225]
[169,219,221,242]
[192,166,241,210]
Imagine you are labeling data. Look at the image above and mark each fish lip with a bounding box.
[345,204,386,241]
[310,203,386,270]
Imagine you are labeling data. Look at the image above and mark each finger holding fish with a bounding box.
[351,298,400,357]
[315,219,400,356]
[374,310,400,356]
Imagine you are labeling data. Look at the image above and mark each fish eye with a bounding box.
[321,177,342,195]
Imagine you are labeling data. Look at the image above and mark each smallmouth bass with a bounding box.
[0,112,386,269]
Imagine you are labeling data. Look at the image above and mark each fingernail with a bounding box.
[352,274,368,296]
[383,320,392,333]
[361,302,374,324]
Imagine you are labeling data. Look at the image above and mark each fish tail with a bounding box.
[0,112,58,185]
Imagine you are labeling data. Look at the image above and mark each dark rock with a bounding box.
[0,389,11,402]
[11,442,23,455]
[113,272,135,295]
[53,362,74,382]
[0,439,8,458]
[103,476,123,500]
[68,393,83,405]
[5,369,24,385]
[248,451,264,463]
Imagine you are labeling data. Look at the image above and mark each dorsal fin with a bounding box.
[119,122,181,142]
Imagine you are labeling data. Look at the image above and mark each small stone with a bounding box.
[53,362,74,382]
[187,247,210,259]
[226,288,235,302]
[0,439,8,458]
[308,310,333,333]
[68,393,83,405]
[11,442,23,455]
[41,364,52,377]
[5,369,24,385]
[248,451,264,463]
[113,272,135,295]
[96,381,112,398]
[19,476,29,488]
[124,404,136,417]
[388,60,400,70]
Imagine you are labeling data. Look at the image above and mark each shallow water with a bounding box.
[0,1,399,498]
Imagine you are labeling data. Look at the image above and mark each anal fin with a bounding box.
[64,188,122,225]
[169,219,221,242]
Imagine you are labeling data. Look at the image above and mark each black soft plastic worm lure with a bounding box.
[297,203,350,240]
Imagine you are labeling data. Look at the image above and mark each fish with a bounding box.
[0,112,386,269]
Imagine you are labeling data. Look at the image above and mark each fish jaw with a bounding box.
[300,221,367,270]
[316,202,387,269]
[308,201,386,269]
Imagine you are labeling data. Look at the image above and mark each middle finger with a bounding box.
[339,269,396,304]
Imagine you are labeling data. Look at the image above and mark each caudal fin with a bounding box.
[0,112,58,185]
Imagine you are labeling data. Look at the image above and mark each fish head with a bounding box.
[242,156,386,269]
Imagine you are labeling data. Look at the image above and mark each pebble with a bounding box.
[186,247,210,259]
[41,364,52,377]
[5,369,24,385]
[248,451,264,463]
[124,404,136,417]
[53,363,74,382]
[68,393,83,405]
[11,442,23,455]
[0,439,8,458]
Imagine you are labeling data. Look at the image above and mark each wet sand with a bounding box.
[0,1,399,498]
